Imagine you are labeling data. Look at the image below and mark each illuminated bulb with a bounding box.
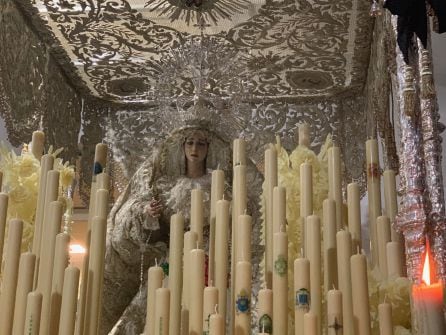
[69,244,86,254]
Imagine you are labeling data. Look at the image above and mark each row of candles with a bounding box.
[0,128,445,334]
[0,131,109,335]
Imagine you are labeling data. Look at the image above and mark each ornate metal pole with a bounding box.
[391,15,428,283]
[417,31,446,282]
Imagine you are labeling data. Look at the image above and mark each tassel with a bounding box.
[403,67,416,117]
[420,50,436,99]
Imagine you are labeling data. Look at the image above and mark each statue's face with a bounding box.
[184,131,208,164]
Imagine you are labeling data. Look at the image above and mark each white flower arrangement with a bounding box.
[0,142,75,253]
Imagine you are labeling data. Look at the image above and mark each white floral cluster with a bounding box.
[0,142,75,253]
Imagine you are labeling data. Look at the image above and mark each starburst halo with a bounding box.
[144,0,251,25]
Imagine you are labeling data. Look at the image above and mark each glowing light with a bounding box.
[69,244,86,254]
[421,240,435,285]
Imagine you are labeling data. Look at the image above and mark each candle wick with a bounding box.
[300,248,304,258]
[196,241,199,249]
[214,304,218,314]
[217,163,220,170]
[332,284,336,291]
[384,294,387,304]
[244,209,247,215]
[155,258,158,267]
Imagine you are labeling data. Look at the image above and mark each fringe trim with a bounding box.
[421,72,435,99]
[403,67,416,117]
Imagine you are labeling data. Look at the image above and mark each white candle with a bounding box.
[0,219,23,335]
[378,302,393,335]
[273,229,288,335]
[31,130,45,160]
[264,147,277,289]
[32,155,54,265]
[94,188,109,220]
[203,286,218,334]
[237,213,252,264]
[168,214,184,335]
[93,143,108,174]
[189,248,205,335]
[298,123,311,147]
[214,199,229,330]
[209,311,224,335]
[24,291,42,335]
[351,252,371,335]
[327,288,343,335]
[336,229,354,335]
[347,182,362,252]
[327,146,343,231]
[323,199,338,294]
[366,139,382,266]
[257,289,272,334]
[307,215,322,334]
[233,138,246,166]
[300,162,313,218]
[386,241,404,279]
[49,233,70,334]
[154,288,170,335]
[96,172,110,190]
[377,216,391,279]
[303,312,318,335]
[83,216,107,335]
[209,169,225,284]
[145,265,164,335]
[0,193,9,277]
[294,257,310,335]
[234,261,252,335]
[190,188,204,248]
[58,266,80,335]
[273,186,286,235]
[182,231,198,309]
[37,201,63,335]
[12,252,36,335]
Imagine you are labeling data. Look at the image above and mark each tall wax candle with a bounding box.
[155,288,170,335]
[347,182,362,252]
[257,289,273,334]
[214,199,229,329]
[58,266,80,335]
[327,288,343,335]
[24,291,42,335]
[378,302,393,335]
[96,172,110,190]
[182,231,198,309]
[303,312,318,335]
[145,265,164,335]
[209,169,225,284]
[32,155,54,284]
[189,248,205,335]
[234,261,252,335]
[12,252,36,335]
[307,215,322,334]
[0,193,8,277]
[300,162,313,219]
[0,219,23,335]
[94,188,109,220]
[386,241,404,278]
[273,186,286,235]
[93,143,108,174]
[294,257,310,335]
[273,229,288,335]
[37,200,63,335]
[327,146,343,231]
[237,214,252,262]
[298,123,311,147]
[49,233,70,334]
[323,199,338,294]
[264,147,278,288]
[190,188,204,248]
[351,252,371,335]
[233,138,246,167]
[336,229,354,335]
[203,286,218,334]
[83,216,107,335]
[376,216,391,279]
[31,130,45,160]
[366,139,382,266]
[168,214,184,335]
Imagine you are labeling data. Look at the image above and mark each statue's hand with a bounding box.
[147,198,163,218]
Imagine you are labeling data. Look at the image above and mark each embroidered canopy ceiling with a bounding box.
[27,0,373,104]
